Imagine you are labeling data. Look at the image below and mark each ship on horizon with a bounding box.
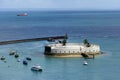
[17,13,28,16]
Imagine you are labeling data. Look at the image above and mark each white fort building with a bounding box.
[44,39,101,58]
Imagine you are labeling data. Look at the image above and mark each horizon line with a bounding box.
[0,8,120,11]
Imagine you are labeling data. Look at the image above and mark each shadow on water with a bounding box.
[31,69,42,73]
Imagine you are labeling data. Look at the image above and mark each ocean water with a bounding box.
[0,11,120,80]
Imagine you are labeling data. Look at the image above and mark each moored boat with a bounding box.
[83,61,88,65]
[14,54,19,58]
[31,65,42,71]
[1,56,5,60]
[9,50,16,55]
[26,57,32,61]
[23,60,28,65]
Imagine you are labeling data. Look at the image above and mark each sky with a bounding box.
[0,0,120,11]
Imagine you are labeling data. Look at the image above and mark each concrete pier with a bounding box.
[0,35,67,45]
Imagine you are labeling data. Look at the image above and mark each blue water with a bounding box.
[0,11,120,80]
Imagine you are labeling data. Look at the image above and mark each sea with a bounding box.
[0,11,120,80]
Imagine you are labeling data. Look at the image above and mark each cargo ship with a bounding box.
[17,13,28,16]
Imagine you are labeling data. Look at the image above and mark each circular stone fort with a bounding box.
[44,39,101,58]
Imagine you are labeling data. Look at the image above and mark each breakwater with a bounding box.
[0,35,67,45]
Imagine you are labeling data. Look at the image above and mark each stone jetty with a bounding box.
[0,35,67,45]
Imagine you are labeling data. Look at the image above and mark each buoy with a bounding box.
[4,60,7,63]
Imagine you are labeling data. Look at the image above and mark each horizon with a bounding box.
[1,8,120,12]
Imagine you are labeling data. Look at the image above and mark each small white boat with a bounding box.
[9,50,16,55]
[31,65,42,71]
[83,61,88,65]
[17,59,21,62]
[1,56,5,60]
